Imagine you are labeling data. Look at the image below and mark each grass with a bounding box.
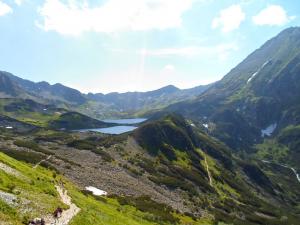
[0,152,213,225]
[68,183,213,225]
[0,199,19,225]
[0,152,65,224]
[255,139,289,163]
[173,149,191,169]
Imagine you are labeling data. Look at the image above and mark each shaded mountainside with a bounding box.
[156,27,300,155]
[0,98,115,130]
[132,115,300,224]
[48,112,117,130]
[0,114,36,132]
[1,71,86,105]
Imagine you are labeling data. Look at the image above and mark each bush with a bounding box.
[14,140,53,155]
[94,150,114,162]
[34,131,72,143]
[67,140,96,150]
[149,175,198,196]
[116,195,179,224]
[0,149,44,164]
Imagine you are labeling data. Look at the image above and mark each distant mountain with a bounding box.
[85,84,211,116]
[0,72,26,97]
[1,71,86,105]
[0,70,211,118]
[48,111,117,130]
[157,27,300,157]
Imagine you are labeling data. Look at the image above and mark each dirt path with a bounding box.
[54,185,80,225]
[45,185,80,225]
[204,155,213,187]
[33,155,52,169]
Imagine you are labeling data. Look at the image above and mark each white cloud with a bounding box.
[252,5,293,26]
[0,1,12,16]
[212,5,245,32]
[14,0,24,6]
[164,64,175,71]
[37,0,195,35]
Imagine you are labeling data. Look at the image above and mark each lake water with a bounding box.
[78,118,147,134]
[102,118,147,124]
[78,126,137,134]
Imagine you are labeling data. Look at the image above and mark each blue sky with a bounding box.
[0,0,299,93]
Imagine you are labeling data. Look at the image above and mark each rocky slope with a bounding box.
[1,115,299,225]
[0,137,210,225]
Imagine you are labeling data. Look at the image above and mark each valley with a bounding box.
[0,27,300,225]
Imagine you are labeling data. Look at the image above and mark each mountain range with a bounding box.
[0,71,211,119]
[0,27,300,225]
[153,27,300,168]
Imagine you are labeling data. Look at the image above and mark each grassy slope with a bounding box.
[0,99,114,129]
[0,152,213,225]
[132,115,300,225]
[0,152,64,224]
[0,98,62,127]
[255,125,300,170]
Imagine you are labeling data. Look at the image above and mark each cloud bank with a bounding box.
[212,5,245,32]
[37,0,195,35]
[253,5,294,26]
[0,1,12,16]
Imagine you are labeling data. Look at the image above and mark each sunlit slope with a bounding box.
[0,152,213,225]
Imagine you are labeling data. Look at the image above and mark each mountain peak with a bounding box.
[159,85,179,91]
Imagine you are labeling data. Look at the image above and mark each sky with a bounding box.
[0,0,299,93]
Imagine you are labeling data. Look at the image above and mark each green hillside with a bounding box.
[154,27,300,170]
[0,152,213,225]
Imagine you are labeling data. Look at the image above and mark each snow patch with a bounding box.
[85,186,107,196]
[203,124,209,129]
[291,168,300,183]
[247,60,270,84]
[261,123,277,137]
[190,123,195,127]
[247,72,258,83]
[5,126,13,129]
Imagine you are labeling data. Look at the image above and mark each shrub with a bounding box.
[149,175,198,196]
[67,140,96,150]
[0,149,44,164]
[14,140,53,155]
[116,195,179,224]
